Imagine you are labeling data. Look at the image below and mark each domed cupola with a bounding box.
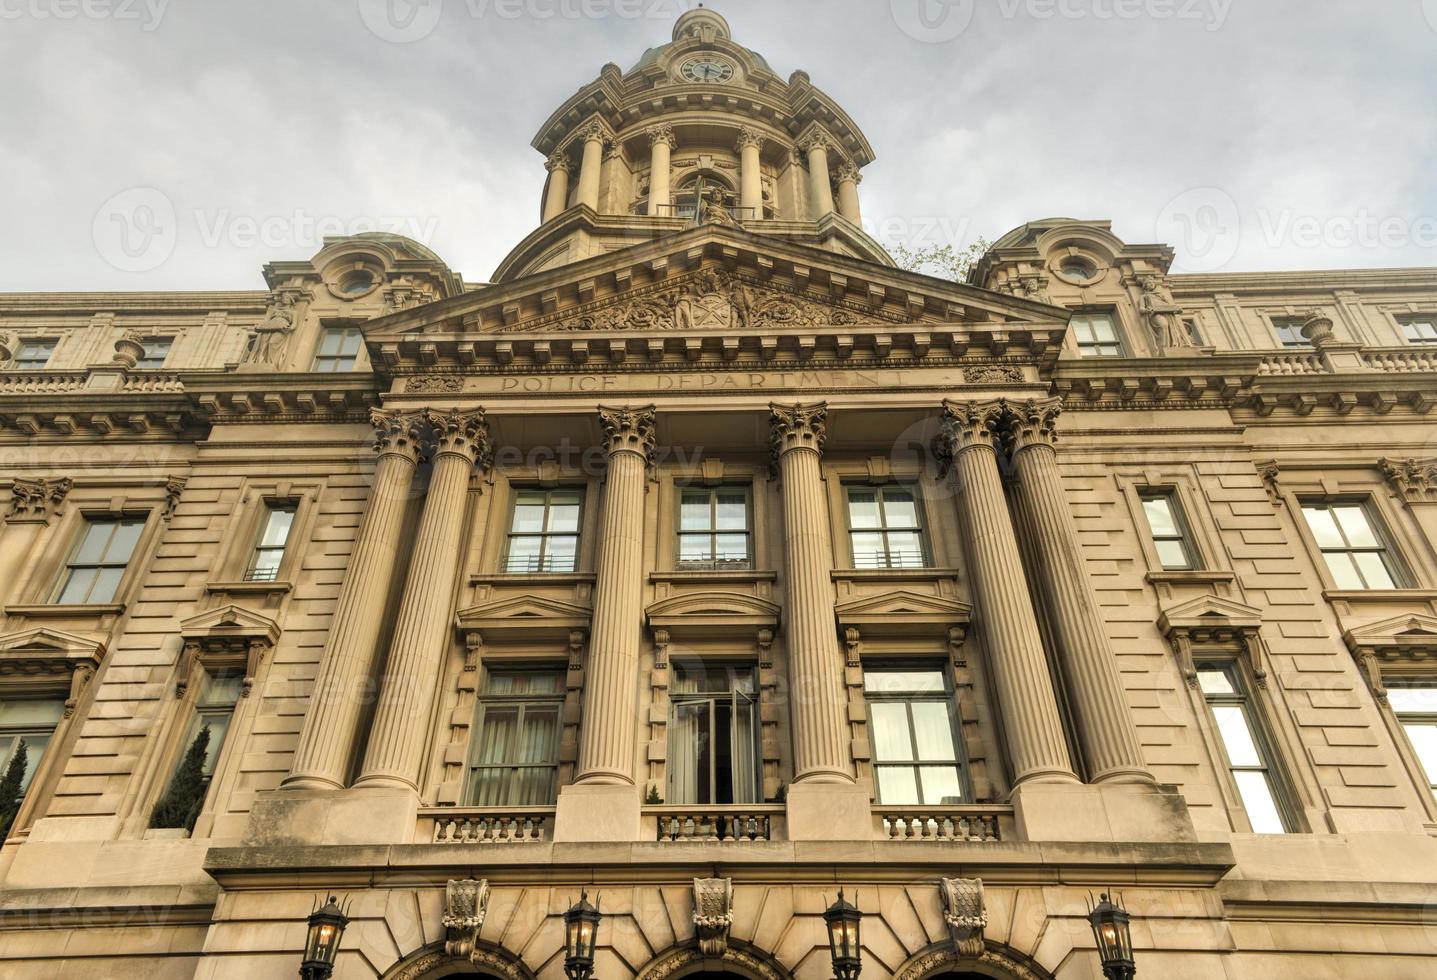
[493,6,890,281]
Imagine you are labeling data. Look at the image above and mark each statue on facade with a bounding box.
[699,185,736,226]
[243,291,299,368]
[1139,276,1190,351]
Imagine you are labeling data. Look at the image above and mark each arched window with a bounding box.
[670,171,737,221]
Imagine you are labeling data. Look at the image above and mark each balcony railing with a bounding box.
[878,806,1012,842]
[851,551,928,570]
[648,805,784,843]
[502,555,579,574]
[422,807,554,844]
[652,203,758,223]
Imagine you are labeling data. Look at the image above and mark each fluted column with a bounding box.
[800,131,836,219]
[574,120,607,212]
[355,409,489,791]
[285,411,425,791]
[646,124,675,216]
[736,128,764,218]
[937,401,1079,787]
[835,162,862,225]
[1006,398,1152,784]
[575,406,655,785]
[770,404,852,784]
[543,151,572,222]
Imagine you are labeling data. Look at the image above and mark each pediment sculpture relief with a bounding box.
[501,269,916,334]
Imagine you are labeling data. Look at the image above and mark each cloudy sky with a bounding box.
[2,0,1434,291]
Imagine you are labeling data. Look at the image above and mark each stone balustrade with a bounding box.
[878,806,1010,842]
[649,806,783,843]
[424,808,553,844]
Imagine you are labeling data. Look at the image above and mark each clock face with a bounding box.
[681,58,735,83]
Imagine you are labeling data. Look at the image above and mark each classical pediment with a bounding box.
[834,590,973,638]
[179,604,281,647]
[645,591,780,639]
[0,627,106,714]
[1157,594,1263,635]
[1157,594,1266,688]
[0,626,106,664]
[1343,613,1437,658]
[456,594,592,642]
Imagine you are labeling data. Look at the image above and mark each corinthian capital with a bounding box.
[1003,397,1062,455]
[370,408,426,463]
[545,151,573,174]
[835,162,862,185]
[573,117,612,145]
[934,399,1005,470]
[769,402,828,460]
[797,129,834,154]
[6,477,73,524]
[423,408,490,466]
[734,127,765,153]
[598,405,657,461]
[646,123,677,149]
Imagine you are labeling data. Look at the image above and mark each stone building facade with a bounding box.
[2,9,1437,979]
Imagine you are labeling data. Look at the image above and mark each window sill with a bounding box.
[1146,570,1237,586]
[650,569,778,584]
[4,603,126,618]
[1323,589,1437,603]
[207,580,293,596]
[470,572,596,586]
[832,567,960,583]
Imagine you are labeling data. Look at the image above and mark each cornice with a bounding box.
[1171,265,1437,295]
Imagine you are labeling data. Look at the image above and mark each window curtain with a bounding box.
[731,689,759,804]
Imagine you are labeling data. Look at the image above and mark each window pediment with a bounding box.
[646,590,780,640]
[0,626,105,715]
[1158,594,1266,688]
[456,594,592,642]
[1343,613,1437,659]
[833,590,972,638]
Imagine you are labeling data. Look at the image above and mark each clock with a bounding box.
[681,58,735,83]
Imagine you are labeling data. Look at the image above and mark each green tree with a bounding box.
[0,740,30,839]
[151,725,211,831]
[890,238,992,284]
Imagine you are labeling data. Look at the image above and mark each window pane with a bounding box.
[547,502,581,533]
[714,534,749,562]
[1197,668,1236,696]
[875,766,920,805]
[869,702,913,762]
[1302,507,1344,548]
[864,670,946,694]
[884,531,925,567]
[847,490,881,529]
[1142,497,1179,536]
[88,566,126,603]
[546,535,578,571]
[679,493,711,531]
[679,534,712,563]
[1212,705,1263,768]
[1233,770,1287,833]
[1401,723,1437,786]
[510,501,548,534]
[57,568,98,604]
[259,508,296,548]
[880,490,918,527]
[73,523,113,564]
[0,699,65,727]
[1072,320,1095,343]
[516,706,559,764]
[505,536,541,571]
[1090,316,1117,341]
[475,706,519,765]
[198,714,232,775]
[919,765,965,805]
[1332,506,1378,547]
[851,532,886,566]
[714,494,747,530]
[1352,551,1396,590]
[338,330,363,356]
[483,670,562,696]
[203,674,245,706]
[1155,539,1191,570]
[105,521,145,562]
[1389,688,1437,714]
[1322,552,1364,590]
[910,702,957,761]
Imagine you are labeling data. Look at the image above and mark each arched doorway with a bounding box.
[382,941,536,980]
[891,943,1054,980]
[636,941,792,980]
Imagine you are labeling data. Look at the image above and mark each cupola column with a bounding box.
[800,132,836,219]
[543,152,572,222]
[354,409,489,792]
[1005,398,1153,784]
[835,162,863,225]
[574,120,608,212]
[736,128,765,219]
[936,400,1080,787]
[646,124,676,216]
[283,410,426,791]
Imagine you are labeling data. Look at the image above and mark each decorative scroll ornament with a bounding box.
[963,365,1025,385]
[692,877,734,956]
[443,878,491,960]
[598,405,658,464]
[940,878,988,958]
[934,399,1005,472]
[407,375,464,395]
[7,477,73,523]
[769,402,828,465]
[371,408,427,463]
[1380,457,1437,503]
[1003,397,1062,454]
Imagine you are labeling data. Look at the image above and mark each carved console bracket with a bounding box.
[1158,594,1267,689]
[693,877,734,957]
[940,877,988,958]
[442,878,491,960]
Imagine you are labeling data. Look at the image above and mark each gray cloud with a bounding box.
[1,0,1433,291]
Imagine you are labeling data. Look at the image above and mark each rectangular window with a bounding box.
[0,698,65,797]
[1271,317,1312,349]
[677,487,752,570]
[864,666,967,806]
[191,673,243,783]
[1140,490,1198,571]
[12,338,57,369]
[1300,500,1401,590]
[136,336,173,369]
[503,489,582,573]
[54,517,145,604]
[466,668,564,806]
[1071,312,1123,357]
[244,504,297,582]
[1198,665,1291,833]
[1389,686,1437,800]
[150,673,242,831]
[848,486,927,569]
[312,326,363,372]
[1399,316,1437,345]
[668,662,760,805]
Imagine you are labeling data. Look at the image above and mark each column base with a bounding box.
[1011,780,1198,844]
[784,781,874,841]
[242,786,418,846]
[552,782,642,842]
